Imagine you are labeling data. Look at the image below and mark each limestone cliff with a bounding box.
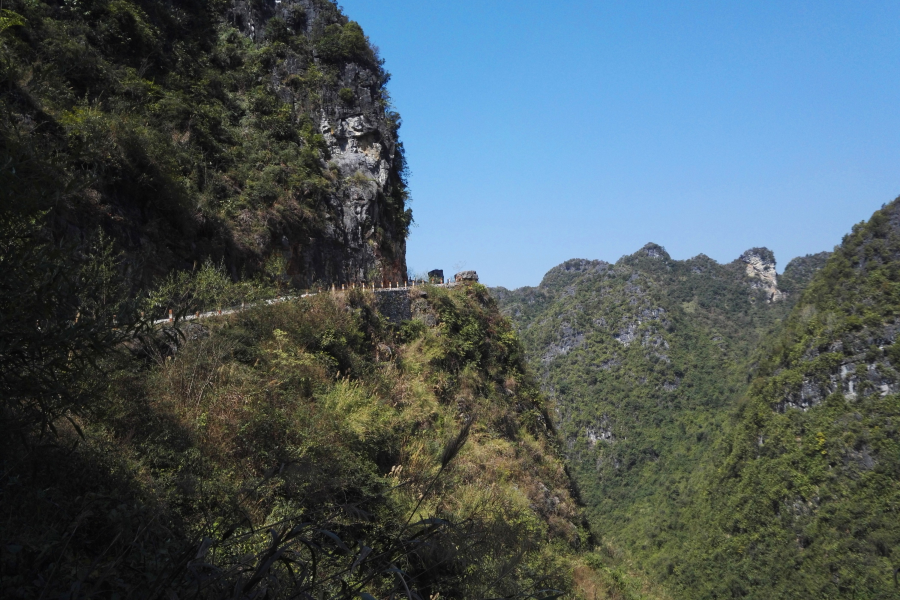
[1,0,409,288]
[229,0,409,285]
[737,247,784,302]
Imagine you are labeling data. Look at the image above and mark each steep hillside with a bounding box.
[673,200,900,598]
[492,244,826,588]
[0,0,409,286]
[1,275,595,598]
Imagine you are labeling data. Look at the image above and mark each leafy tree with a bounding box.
[0,131,147,438]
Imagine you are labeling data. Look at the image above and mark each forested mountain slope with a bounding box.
[672,199,900,598]
[1,0,409,287]
[493,244,829,593]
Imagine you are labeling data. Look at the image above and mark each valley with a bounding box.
[1,1,899,598]
[495,224,900,597]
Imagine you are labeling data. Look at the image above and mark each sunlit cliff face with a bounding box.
[740,250,784,303]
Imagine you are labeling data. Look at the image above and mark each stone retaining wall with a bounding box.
[375,289,412,324]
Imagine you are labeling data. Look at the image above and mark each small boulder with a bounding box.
[454,270,479,283]
[377,343,393,361]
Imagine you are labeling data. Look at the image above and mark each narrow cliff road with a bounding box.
[151,280,453,326]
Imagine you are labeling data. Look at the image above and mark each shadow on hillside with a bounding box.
[0,399,199,599]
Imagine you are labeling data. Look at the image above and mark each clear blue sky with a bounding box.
[339,0,900,289]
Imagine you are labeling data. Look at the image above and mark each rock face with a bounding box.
[228,0,409,286]
[640,242,669,260]
[738,247,784,302]
[11,0,413,289]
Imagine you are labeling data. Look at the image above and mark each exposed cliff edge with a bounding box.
[228,0,409,285]
[1,0,410,287]
[737,247,784,302]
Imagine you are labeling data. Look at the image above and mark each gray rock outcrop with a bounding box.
[640,242,670,260]
[228,0,408,286]
[454,270,479,283]
[738,247,784,303]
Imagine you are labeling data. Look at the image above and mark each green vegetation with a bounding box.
[0,2,635,597]
[0,0,411,285]
[498,204,900,598]
[6,2,897,597]
[672,200,900,598]
[1,247,597,597]
[493,246,822,597]
[0,2,603,596]
[778,251,832,296]
[494,247,794,570]
[0,127,608,595]
[2,98,588,594]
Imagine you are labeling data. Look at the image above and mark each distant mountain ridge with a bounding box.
[492,241,834,596]
[495,199,900,598]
